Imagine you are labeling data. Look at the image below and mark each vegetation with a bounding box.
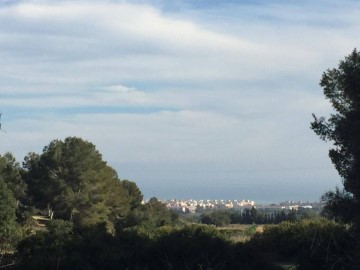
[311,49,360,225]
[15,222,280,270]
[22,137,133,231]
[250,219,358,269]
[200,207,311,226]
[0,177,17,252]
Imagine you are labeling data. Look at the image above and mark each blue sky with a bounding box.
[0,0,359,202]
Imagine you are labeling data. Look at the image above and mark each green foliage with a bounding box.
[0,178,17,249]
[297,208,319,220]
[46,219,73,237]
[16,220,75,270]
[251,219,358,269]
[200,208,303,226]
[22,137,131,229]
[16,222,278,270]
[0,153,27,265]
[244,225,257,235]
[311,49,360,224]
[0,153,26,201]
[150,225,230,269]
[321,187,355,223]
[120,180,143,210]
[201,211,231,226]
[118,197,178,239]
[137,224,278,270]
[0,181,18,270]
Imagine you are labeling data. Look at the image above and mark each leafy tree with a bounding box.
[250,207,257,222]
[16,220,75,270]
[230,211,242,224]
[120,179,143,210]
[118,197,178,237]
[0,152,26,201]
[0,178,17,253]
[297,208,318,220]
[22,137,131,229]
[311,49,360,224]
[0,154,20,248]
[0,153,30,230]
[200,213,214,225]
[201,211,231,226]
[139,197,174,228]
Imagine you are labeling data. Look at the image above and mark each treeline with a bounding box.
[230,208,300,224]
[200,207,318,226]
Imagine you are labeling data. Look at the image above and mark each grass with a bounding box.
[217,224,263,243]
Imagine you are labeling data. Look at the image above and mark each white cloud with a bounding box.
[2,0,355,88]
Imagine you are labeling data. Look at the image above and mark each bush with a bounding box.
[250,219,358,269]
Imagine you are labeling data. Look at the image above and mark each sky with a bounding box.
[0,0,359,203]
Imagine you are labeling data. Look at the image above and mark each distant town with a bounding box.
[143,199,325,214]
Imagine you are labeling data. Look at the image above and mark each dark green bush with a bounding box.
[250,219,358,269]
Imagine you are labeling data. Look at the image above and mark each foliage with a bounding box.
[150,225,232,269]
[200,208,303,226]
[251,219,358,269]
[118,197,179,238]
[321,187,355,223]
[22,137,131,229]
[16,222,278,270]
[201,210,231,226]
[0,154,26,268]
[16,220,75,270]
[0,153,26,201]
[311,49,360,224]
[120,179,143,210]
[143,224,278,269]
[297,208,319,220]
[0,178,17,250]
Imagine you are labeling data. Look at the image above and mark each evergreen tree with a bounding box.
[120,180,143,210]
[0,178,17,249]
[311,49,360,224]
[0,152,26,201]
[22,137,131,229]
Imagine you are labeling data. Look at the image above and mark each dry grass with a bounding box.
[216,224,264,243]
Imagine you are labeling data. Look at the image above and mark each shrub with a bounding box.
[251,219,358,269]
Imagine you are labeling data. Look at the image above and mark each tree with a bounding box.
[0,178,17,251]
[16,219,75,270]
[120,180,143,210]
[22,137,131,229]
[0,154,20,249]
[311,49,360,224]
[0,153,29,225]
[200,211,231,226]
[118,197,177,232]
[0,152,26,201]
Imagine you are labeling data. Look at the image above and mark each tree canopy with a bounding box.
[0,178,17,249]
[22,137,136,229]
[120,179,143,210]
[311,49,360,224]
[0,152,26,201]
